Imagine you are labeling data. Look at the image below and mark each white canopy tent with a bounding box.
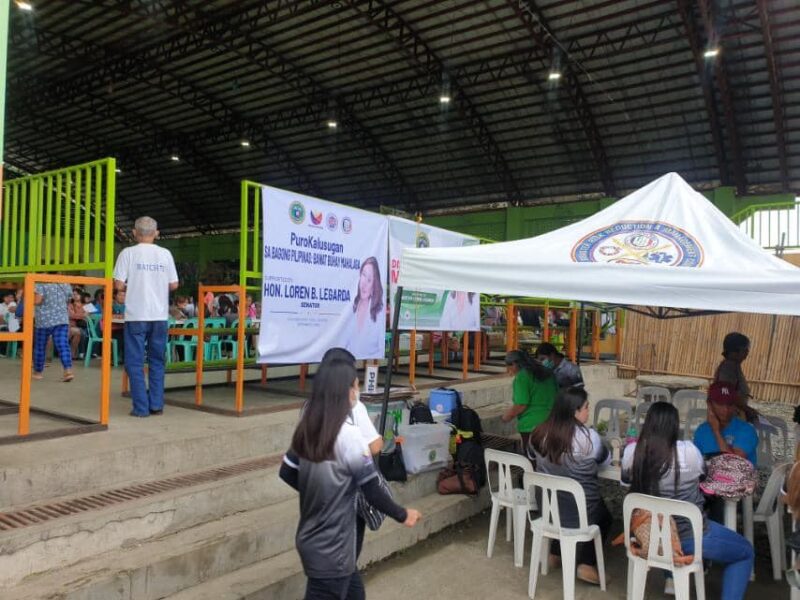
[398,173,800,317]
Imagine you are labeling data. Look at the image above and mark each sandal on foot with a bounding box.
[62,372,75,382]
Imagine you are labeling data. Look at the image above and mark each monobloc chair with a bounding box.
[671,390,706,418]
[525,471,607,599]
[221,318,251,359]
[633,402,651,431]
[593,399,633,439]
[169,317,198,362]
[757,416,790,468]
[485,449,536,568]
[683,408,708,441]
[754,462,791,580]
[84,315,119,367]
[203,317,226,360]
[637,385,671,405]
[623,493,705,600]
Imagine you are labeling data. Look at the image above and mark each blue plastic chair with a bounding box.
[169,317,198,363]
[203,318,226,361]
[84,315,119,367]
[221,318,251,359]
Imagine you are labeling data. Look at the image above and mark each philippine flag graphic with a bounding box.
[310,210,323,225]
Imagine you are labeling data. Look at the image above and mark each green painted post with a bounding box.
[104,159,116,278]
[239,181,249,289]
[44,175,53,266]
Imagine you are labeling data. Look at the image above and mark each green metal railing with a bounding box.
[1,158,116,279]
[732,199,799,251]
[239,180,263,292]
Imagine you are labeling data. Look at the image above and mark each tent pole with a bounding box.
[576,302,585,365]
[379,286,404,436]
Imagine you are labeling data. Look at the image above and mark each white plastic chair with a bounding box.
[671,389,706,418]
[683,408,707,441]
[485,449,535,568]
[754,462,790,580]
[757,416,790,468]
[634,402,651,430]
[593,399,633,439]
[525,471,607,598]
[637,385,671,405]
[623,493,705,600]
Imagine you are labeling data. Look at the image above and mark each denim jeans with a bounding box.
[304,571,364,600]
[681,520,753,600]
[124,321,168,416]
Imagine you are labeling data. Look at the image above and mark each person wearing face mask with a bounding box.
[279,358,420,600]
[536,342,583,390]
[502,349,558,451]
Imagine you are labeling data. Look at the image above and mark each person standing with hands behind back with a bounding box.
[280,359,420,600]
[113,217,178,418]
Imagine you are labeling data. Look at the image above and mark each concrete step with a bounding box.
[0,449,460,593]
[10,484,489,600]
[0,410,300,510]
[0,458,290,590]
[165,491,491,600]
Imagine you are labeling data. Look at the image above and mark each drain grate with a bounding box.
[0,455,281,531]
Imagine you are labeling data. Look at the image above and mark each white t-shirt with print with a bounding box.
[351,400,381,445]
[113,243,178,321]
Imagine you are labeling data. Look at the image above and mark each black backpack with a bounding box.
[409,401,435,424]
[448,391,485,488]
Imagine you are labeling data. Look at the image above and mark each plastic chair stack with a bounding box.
[485,449,535,568]
[525,471,607,599]
[682,408,708,441]
[623,493,705,600]
[636,386,671,405]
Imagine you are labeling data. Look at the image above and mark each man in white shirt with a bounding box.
[113,217,179,417]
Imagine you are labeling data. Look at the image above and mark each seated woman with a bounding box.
[622,402,753,600]
[529,386,611,585]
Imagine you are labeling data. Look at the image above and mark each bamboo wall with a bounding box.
[619,309,800,405]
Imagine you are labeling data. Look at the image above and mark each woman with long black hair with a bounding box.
[279,359,420,600]
[622,402,753,600]
[529,386,611,585]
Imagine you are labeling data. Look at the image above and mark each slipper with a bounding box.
[62,372,75,383]
[32,372,44,380]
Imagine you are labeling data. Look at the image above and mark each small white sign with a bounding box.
[364,364,379,393]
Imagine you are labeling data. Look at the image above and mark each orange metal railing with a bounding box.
[2,273,112,435]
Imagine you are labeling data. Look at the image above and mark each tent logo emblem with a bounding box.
[416,232,430,248]
[289,201,305,224]
[571,221,703,267]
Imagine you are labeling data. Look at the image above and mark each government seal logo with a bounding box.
[289,201,305,225]
[341,217,353,234]
[571,221,703,267]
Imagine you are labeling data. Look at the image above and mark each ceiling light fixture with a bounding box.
[704,48,720,59]
[170,155,180,162]
[327,120,338,129]
[439,94,451,104]
[15,1,33,11]
[548,71,562,81]
[240,140,250,147]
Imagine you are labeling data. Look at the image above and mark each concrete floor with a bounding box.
[363,510,791,599]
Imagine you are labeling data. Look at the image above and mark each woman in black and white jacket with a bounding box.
[280,359,420,600]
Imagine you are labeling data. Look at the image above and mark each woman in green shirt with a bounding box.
[502,350,558,451]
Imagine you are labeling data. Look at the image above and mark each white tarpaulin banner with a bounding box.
[388,216,480,331]
[258,186,388,363]
[398,173,800,316]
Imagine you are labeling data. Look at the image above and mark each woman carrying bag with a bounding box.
[280,359,421,600]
